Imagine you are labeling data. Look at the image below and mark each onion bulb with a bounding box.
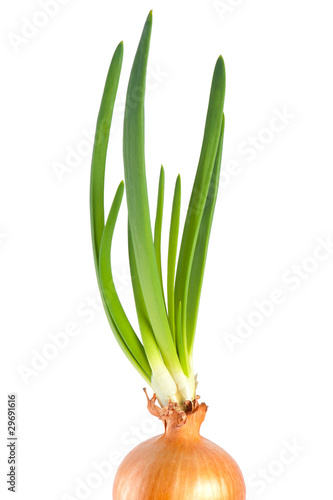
[113,393,246,499]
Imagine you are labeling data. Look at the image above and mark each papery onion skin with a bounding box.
[113,401,246,499]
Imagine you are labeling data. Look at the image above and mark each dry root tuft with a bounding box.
[143,388,201,427]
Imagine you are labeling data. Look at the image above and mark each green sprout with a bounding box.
[90,11,225,407]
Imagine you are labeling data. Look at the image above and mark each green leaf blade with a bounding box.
[128,222,160,363]
[90,41,123,274]
[174,56,226,358]
[186,116,225,354]
[99,182,152,382]
[175,301,190,377]
[89,42,151,382]
[167,175,181,338]
[123,12,183,378]
[154,166,165,295]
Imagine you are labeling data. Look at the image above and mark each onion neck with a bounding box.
[163,401,207,439]
[144,389,207,439]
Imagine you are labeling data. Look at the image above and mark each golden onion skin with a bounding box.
[113,403,246,499]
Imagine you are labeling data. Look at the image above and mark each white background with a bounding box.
[1,0,333,499]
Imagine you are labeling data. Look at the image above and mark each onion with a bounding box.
[90,12,246,498]
[113,394,246,499]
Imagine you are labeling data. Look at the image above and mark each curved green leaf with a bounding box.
[128,223,166,368]
[89,41,151,382]
[99,182,152,382]
[90,41,123,274]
